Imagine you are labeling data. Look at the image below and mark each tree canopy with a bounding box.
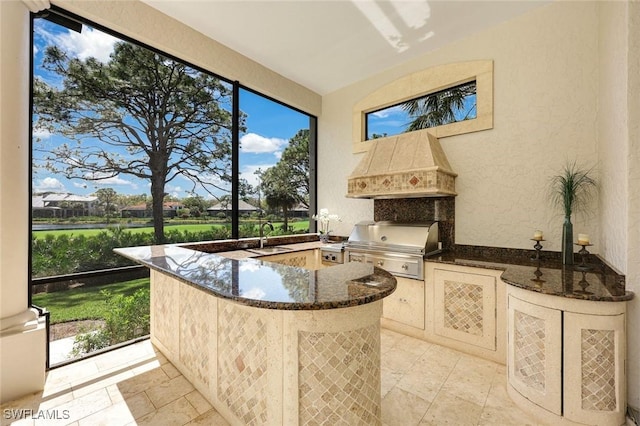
[34,41,241,243]
[259,129,310,230]
[403,81,477,131]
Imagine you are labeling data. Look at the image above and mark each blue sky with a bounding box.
[32,18,309,200]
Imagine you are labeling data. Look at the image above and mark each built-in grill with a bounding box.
[344,221,440,280]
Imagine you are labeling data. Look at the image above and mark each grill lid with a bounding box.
[345,221,440,256]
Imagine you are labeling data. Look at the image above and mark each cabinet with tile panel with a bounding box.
[380,262,506,363]
[507,285,627,426]
[424,262,506,364]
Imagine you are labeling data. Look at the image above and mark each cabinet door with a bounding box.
[433,268,496,350]
[382,276,425,330]
[507,295,562,415]
[563,312,626,425]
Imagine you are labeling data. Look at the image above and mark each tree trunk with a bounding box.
[150,176,166,244]
[282,205,289,231]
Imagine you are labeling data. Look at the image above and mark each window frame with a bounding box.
[353,60,493,153]
[30,6,317,242]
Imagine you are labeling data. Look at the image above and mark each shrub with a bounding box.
[71,288,150,357]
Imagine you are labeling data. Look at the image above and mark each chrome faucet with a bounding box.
[259,221,274,248]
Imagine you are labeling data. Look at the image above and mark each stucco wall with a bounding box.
[320,2,600,249]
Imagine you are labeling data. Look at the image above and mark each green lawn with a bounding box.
[32,278,150,324]
[31,221,310,239]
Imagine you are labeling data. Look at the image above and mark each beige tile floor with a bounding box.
[1,329,543,426]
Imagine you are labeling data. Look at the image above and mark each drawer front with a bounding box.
[382,277,425,330]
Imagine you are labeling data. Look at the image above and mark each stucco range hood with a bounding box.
[347,132,457,199]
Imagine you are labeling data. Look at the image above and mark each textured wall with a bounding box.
[320,2,600,252]
[597,1,640,410]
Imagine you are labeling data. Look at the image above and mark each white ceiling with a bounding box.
[143,0,549,95]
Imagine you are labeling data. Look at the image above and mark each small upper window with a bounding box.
[365,80,476,140]
[352,60,493,153]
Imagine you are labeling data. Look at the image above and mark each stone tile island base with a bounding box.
[150,270,383,425]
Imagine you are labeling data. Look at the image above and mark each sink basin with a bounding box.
[247,246,293,255]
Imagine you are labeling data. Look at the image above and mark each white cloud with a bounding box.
[241,164,275,188]
[34,177,66,192]
[85,172,137,188]
[371,105,404,119]
[33,127,51,139]
[240,133,287,155]
[54,27,118,63]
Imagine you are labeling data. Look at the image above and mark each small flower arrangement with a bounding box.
[312,208,341,240]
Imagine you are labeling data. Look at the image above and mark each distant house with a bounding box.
[32,193,98,218]
[290,203,309,218]
[207,199,260,217]
[121,201,183,218]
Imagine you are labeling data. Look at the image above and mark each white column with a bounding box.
[0,0,47,404]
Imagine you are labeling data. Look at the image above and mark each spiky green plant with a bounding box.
[549,161,597,218]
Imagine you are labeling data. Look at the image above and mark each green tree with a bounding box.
[260,164,299,231]
[182,195,207,217]
[95,188,118,224]
[277,129,310,208]
[402,81,476,131]
[34,41,241,243]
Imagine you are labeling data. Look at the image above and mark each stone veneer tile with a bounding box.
[217,303,268,424]
[513,310,546,392]
[581,329,617,411]
[298,325,380,425]
[443,280,484,336]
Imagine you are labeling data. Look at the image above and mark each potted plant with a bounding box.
[312,208,341,243]
[549,161,597,265]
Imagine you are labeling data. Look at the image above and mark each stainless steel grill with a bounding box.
[344,221,440,280]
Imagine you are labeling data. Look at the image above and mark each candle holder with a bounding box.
[530,238,545,261]
[574,242,593,271]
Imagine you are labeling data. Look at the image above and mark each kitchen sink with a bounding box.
[247,246,293,255]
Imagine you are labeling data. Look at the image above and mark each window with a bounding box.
[353,60,493,153]
[30,7,315,365]
[365,80,477,140]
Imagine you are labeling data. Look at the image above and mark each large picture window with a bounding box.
[30,7,315,365]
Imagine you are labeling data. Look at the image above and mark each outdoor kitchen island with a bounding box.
[114,244,396,426]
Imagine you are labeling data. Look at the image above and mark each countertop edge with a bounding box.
[425,254,634,302]
[115,245,397,310]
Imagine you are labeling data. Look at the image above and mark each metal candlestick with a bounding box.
[574,243,593,271]
[530,238,544,261]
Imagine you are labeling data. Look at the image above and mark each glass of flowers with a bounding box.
[312,208,341,243]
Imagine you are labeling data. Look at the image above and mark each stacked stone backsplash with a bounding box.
[374,197,455,251]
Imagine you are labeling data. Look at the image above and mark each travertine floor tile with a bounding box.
[134,397,199,426]
[145,375,195,408]
[382,387,431,426]
[2,329,545,426]
[419,390,483,425]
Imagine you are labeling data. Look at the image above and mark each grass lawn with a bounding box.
[32,278,150,324]
[31,220,310,239]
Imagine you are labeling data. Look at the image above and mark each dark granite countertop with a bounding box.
[114,245,396,310]
[427,245,633,302]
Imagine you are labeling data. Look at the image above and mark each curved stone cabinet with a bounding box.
[427,248,632,426]
[115,245,396,425]
[507,285,627,426]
